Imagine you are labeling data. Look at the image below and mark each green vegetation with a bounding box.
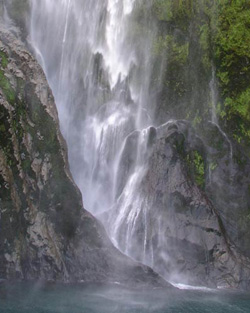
[151,0,214,124]
[151,0,250,152]
[0,50,8,68]
[173,132,206,189]
[0,70,15,103]
[154,35,189,64]
[186,150,205,189]
[209,161,217,171]
[152,0,195,31]
[215,0,250,149]
[0,104,16,168]
[153,0,173,22]
[0,43,81,238]
[153,34,189,97]
[26,90,59,156]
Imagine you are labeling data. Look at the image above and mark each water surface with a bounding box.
[0,282,250,313]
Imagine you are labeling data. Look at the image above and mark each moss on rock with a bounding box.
[185,149,205,189]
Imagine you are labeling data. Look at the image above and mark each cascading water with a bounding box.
[0,0,249,296]
[30,0,164,269]
[29,0,237,286]
[209,65,233,166]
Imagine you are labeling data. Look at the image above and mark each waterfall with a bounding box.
[209,65,233,161]
[30,0,163,267]
[209,65,218,125]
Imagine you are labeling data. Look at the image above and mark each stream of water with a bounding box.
[29,0,241,292]
[30,0,166,269]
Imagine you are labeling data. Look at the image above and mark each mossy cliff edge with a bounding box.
[151,0,250,149]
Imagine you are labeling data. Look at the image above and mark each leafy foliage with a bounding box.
[186,150,205,189]
[215,0,250,148]
[0,51,8,68]
[151,0,250,151]
[152,0,196,30]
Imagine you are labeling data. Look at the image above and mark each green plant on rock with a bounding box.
[209,161,217,171]
[0,51,8,69]
[192,114,202,127]
[153,34,189,98]
[216,1,250,94]
[151,0,220,125]
[223,90,250,144]
[0,69,15,103]
[154,35,189,65]
[152,0,173,22]
[215,0,250,149]
[152,0,196,31]
[186,150,205,189]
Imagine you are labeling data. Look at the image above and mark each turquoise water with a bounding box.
[0,282,250,313]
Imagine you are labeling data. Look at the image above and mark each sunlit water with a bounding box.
[1,282,250,313]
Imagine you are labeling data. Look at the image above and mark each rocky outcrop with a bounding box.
[106,120,250,289]
[0,24,172,288]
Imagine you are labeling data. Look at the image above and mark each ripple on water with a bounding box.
[0,282,250,313]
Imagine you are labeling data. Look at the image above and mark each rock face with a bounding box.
[1,1,250,292]
[0,24,171,287]
[106,120,250,289]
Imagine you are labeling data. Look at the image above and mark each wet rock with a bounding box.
[0,0,30,40]
[202,121,250,258]
[107,120,250,289]
[115,130,140,199]
[0,24,172,288]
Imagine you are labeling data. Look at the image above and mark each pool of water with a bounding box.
[0,281,250,313]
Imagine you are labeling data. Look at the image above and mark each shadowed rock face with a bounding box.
[0,25,171,288]
[144,122,250,289]
[105,120,250,289]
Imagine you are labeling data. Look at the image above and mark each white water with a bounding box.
[208,65,233,184]
[172,283,216,292]
[30,0,162,266]
[30,0,219,284]
[209,65,218,125]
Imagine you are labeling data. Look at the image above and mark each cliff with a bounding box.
[106,120,250,289]
[1,0,250,291]
[0,23,170,287]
